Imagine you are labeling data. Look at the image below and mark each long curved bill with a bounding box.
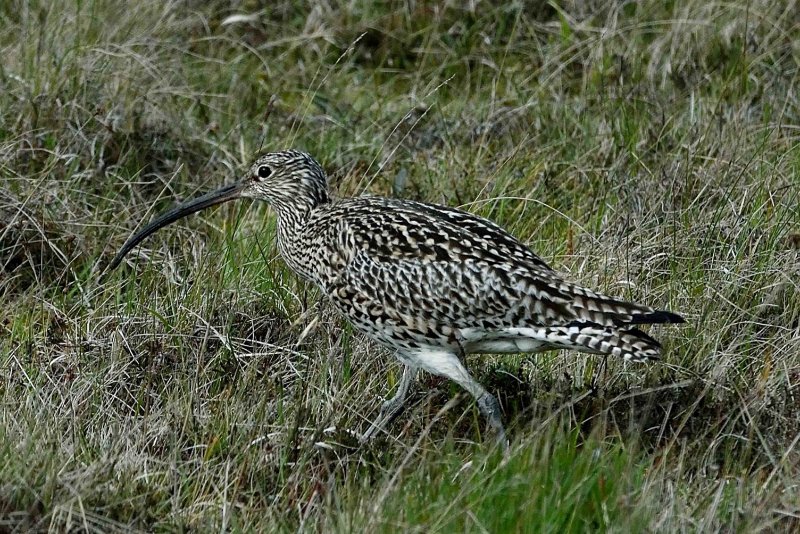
[106,181,248,272]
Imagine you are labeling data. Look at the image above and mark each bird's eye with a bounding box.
[257,165,272,179]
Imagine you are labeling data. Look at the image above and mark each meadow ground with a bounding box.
[1,1,799,531]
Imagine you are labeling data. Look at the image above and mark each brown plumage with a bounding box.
[108,150,684,448]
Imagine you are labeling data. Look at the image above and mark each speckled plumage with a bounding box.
[110,149,685,448]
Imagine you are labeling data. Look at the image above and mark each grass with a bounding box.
[1,0,799,531]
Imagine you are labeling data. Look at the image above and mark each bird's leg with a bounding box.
[412,350,509,451]
[361,364,417,442]
[476,390,507,449]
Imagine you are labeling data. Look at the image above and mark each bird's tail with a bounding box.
[538,321,664,362]
[561,282,685,327]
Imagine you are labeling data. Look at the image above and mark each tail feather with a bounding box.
[561,282,684,327]
[628,310,685,325]
[541,322,662,362]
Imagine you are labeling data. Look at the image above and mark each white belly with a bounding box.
[458,327,550,354]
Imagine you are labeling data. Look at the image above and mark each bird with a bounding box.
[107,149,684,449]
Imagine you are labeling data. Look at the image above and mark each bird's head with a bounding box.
[241,150,329,208]
[106,150,329,272]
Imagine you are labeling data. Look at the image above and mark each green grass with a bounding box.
[2,0,799,531]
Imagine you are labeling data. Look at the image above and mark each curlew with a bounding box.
[108,150,684,449]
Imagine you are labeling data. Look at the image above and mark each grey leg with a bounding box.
[412,349,509,451]
[476,391,507,449]
[361,364,417,442]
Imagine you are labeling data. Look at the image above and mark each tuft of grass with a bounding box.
[349,427,651,533]
[2,0,799,531]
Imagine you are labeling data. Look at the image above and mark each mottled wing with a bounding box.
[332,251,572,329]
[392,199,553,270]
[338,197,553,271]
[326,198,671,331]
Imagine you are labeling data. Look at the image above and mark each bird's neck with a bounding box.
[270,189,330,227]
[273,197,329,283]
